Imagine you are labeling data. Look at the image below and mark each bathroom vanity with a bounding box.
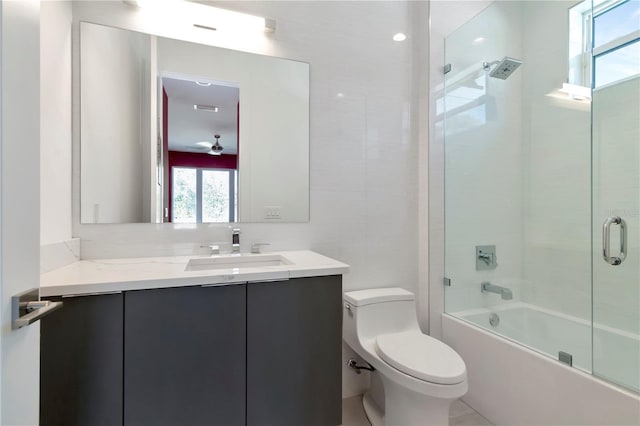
[39,251,348,426]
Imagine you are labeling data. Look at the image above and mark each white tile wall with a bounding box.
[40,0,72,246]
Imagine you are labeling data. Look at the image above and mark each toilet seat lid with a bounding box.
[375,331,466,385]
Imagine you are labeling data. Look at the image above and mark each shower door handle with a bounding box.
[603,216,627,265]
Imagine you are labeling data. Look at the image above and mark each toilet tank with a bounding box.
[343,288,420,346]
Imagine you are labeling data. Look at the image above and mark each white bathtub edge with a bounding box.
[442,313,640,426]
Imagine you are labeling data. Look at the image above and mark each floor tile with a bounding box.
[341,396,494,426]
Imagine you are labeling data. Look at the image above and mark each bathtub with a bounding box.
[442,304,640,425]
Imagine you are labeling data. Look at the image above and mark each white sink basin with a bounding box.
[185,254,293,272]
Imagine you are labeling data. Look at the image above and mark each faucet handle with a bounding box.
[251,243,270,254]
[200,244,220,255]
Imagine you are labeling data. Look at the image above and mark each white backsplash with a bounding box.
[40,238,80,274]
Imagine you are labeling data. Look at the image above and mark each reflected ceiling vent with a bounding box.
[483,57,522,80]
[194,104,219,112]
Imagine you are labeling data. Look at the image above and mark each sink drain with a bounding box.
[489,313,500,327]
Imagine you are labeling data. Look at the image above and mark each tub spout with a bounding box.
[481,281,513,300]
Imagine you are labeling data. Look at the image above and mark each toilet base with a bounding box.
[381,376,453,426]
[362,391,384,426]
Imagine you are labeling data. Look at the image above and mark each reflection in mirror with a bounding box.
[162,77,239,223]
[79,22,309,224]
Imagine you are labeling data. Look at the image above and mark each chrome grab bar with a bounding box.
[603,216,627,265]
[11,288,63,330]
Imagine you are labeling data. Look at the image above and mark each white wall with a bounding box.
[64,0,418,398]
[41,1,72,246]
[40,1,80,273]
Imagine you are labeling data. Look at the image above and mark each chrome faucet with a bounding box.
[232,228,241,253]
[481,281,513,300]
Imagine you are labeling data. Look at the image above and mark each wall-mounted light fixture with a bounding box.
[124,0,275,33]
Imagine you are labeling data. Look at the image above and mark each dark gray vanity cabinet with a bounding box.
[40,292,124,426]
[124,284,247,426]
[247,276,342,426]
[40,275,342,426]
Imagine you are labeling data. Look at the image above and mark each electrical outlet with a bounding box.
[264,206,281,219]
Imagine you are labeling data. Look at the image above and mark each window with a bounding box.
[570,0,640,89]
[172,167,237,223]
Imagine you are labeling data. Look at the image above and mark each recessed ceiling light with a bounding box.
[336,92,345,98]
[393,33,407,42]
[195,81,212,87]
[194,104,219,112]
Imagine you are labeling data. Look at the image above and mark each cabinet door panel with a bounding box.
[247,276,342,426]
[124,284,246,426]
[40,293,124,426]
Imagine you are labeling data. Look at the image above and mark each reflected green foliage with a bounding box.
[203,171,229,222]
[173,168,196,223]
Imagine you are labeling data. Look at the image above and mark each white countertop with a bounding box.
[40,250,349,297]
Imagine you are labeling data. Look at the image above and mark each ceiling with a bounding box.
[163,76,239,155]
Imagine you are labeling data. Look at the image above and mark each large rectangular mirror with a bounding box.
[80,22,309,224]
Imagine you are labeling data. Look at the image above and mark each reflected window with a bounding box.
[172,167,236,223]
[443,72,492,136]
[172,168,197,223]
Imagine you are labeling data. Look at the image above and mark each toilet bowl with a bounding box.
[343,288,468,426]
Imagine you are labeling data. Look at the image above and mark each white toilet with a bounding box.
[343,288,468,426]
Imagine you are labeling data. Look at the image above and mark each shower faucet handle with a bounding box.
[476,245,498,270]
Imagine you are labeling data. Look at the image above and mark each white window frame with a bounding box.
[571,0,640,88]
[172,166,237,223]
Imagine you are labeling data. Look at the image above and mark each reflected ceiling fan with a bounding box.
[194,134,224,156]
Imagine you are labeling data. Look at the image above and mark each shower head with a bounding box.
[483,56,522,80]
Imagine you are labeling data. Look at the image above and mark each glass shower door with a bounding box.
[591,0,640,393]
[591,62,640,394]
